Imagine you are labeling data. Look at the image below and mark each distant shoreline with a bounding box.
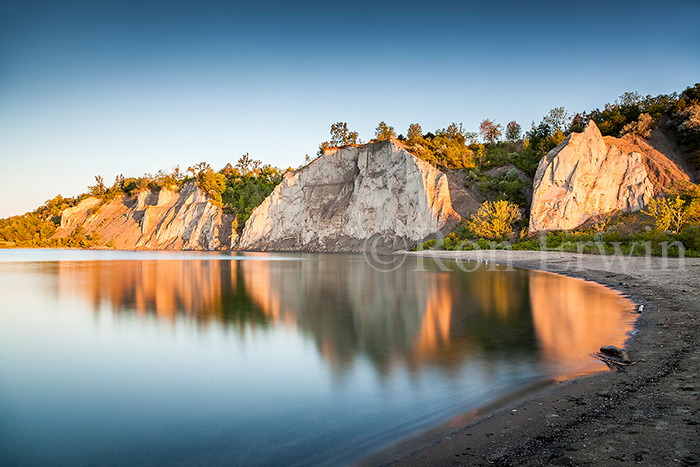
[363,250,699,466]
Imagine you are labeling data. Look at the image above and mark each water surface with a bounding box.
[0,250,634,466]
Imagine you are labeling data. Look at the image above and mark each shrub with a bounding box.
[197,168,226,204]
[467,200,520,240]
[642,196,697,233]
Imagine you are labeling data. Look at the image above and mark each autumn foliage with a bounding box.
[466,200,521,240]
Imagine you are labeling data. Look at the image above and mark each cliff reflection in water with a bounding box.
[55,255,632,377]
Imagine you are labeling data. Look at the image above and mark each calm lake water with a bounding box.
[0,250,634,466]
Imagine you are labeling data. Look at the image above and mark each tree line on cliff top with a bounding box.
[316,83,700,176]
[2,83,699,251]
[80,155,292,234]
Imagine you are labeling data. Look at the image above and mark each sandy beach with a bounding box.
[364,250,699,466]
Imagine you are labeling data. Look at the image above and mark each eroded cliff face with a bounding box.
[53,181,233,250]
[529,121,689,233]
[235,140,461,253]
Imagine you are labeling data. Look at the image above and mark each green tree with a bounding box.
[320,122,361,154]
[618,91,642,107]
[330,122,349,146]
[407,123,423,142]
[330,122,361,146]
[521,117,567,169]
[88,176,106,197]
[466,200,520,240]
[221,170,286,232]
[0,212,58,247]
[586,91,676,137]
[401,122,476,169]
[197,168,227,204]
[187,162,211,178]
[121,178,139,193]
[318,122,362,156]
[643,196,698,233]
[505,121,521,141]
[570,113,585,133]
[374,121,396,141]
[442,122,466,140]
[542,107,571,133]
[44,195,74,218]
[317,141,331,156]
[235,154,252,175]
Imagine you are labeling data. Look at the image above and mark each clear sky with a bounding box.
[1,0,699,217]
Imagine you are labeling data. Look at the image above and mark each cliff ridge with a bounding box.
[52,181,233,250]
[235,140,461,253]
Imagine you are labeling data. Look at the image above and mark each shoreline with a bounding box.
[363,250,699,466]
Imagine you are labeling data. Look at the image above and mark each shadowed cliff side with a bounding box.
[235,139,462,253]
[52,181,233,250]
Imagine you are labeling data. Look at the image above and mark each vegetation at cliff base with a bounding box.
[466,200,521,241]
[416,181,700,257]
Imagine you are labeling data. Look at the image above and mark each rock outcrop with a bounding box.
[52,181,233,250]
[529,121,689,233]
[235,139,461,253]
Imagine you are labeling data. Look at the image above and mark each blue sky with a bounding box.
[1,0,699,217]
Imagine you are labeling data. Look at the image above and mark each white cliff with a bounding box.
[236,140,461,252]
[53,181,233,250]
[529,122,655,233]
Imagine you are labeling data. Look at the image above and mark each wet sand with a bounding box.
[364,250,699,466]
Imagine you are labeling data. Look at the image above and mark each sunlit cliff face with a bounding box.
[54,256,633,378]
